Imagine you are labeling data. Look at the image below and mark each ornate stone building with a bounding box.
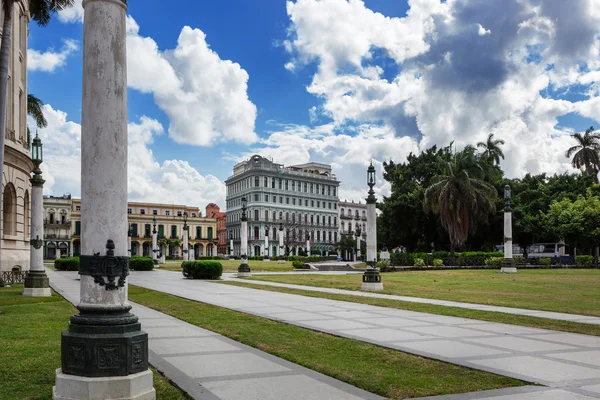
[1,1,33,273]
[70,200,219,259]
[43,194,72,258]
[339,199,368,239]
[225,155,340,257]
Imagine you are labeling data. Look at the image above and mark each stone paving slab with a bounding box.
[224,275,600,325]
[45,269,383,400]
[125,270,600,399]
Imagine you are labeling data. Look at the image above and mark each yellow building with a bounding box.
[70,200,218,259]
[1,1,34,275]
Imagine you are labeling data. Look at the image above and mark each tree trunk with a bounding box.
[450,243,455,266]
[595,246,599,268]
[0,4,14,286]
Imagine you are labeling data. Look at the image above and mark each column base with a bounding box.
[361,281,384,291]
[23,270,51,297]
[277,260,285,264]
[500,259,517,273]
[53,368,155,400]
[238,260,251,278]
[361,268,383,291]
[263,258,270,262]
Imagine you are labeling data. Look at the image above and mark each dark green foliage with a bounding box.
[287,256,337,263]
[182,261,223,279]
[194,256,222,260]
[292,261,310,269]
[390,251,503,267]
[576,255,594,267]
[54,257,79,271]
[130,256,154,271]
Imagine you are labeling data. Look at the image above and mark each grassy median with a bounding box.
[0,285,190,400]
[247,269,600,316]
[129,285,525,399]
[159,259,295,273]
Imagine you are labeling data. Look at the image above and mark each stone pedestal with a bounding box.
[151,231,158,265]
[53,0,154,399]
[182,229,188,261]
[501,210,517,274]
[24,173,50,297]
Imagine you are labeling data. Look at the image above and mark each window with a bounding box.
[171,225,177,238]
[292,213,296,223]
[208,227,213,239]
[255,176,259,187]
[322,186,325,195]
[265,211,269,221]
[196,226,202,238]
[305,214,308,224]
[158,225,164,237]
[254,193,259,201]
[131,224,138,237]
[273,211,276,220]
[279,212,283,220]
[254,210,259,221]
[328,186,331,196]
[177,211,182,217]
[286,212,289,221]
[310,215,314,225]
[272,178,275,188]
[265,194,269,202]
[285,179,289,190]
[279,179,282,189]
[2,183,16,236]
[286,197,289,204]
[127,208,132,214]
[140,209,146,215]
[334,203,337,210]
[317,201,320,208]
[254,226,259,240]
[317,231,320,241]
[328,216,331,226]
[305,199,308,206]
[333,188,336,197]
[304,182,307,192]
[165,211,170,216]
[334,217,337,226]
[264,177,268,187]
[328,202,331,209]
[293,198,296,205]
[192,213,196,217]
[292,181,295,191]
[153,209,158,215]
[75,221,81,236]
[145,224,151,237]
[279,196,283,204]
[311,200,314,207]
[75,205,81,211]
[310,183,314,193]
[334,232,338,242]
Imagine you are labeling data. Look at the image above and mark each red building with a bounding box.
[206,203,227,255]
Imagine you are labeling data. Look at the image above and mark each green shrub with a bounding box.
[413,258,426,267]
[130,256,154,271]
[166,255,173,261]
[432,258,444,267]
[432,251,451,258]
[484,257,504,267]
[539,257,552,266]
[514,256,526,265]
[55,257,79,271]
[182,261,223,279]
[575,255,594,267]
[292,260,310,269]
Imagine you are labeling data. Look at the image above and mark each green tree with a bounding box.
[336,235,356,261]
[565,126,600,183]
[424,146,498,257]
[477,133,505,165]
[26,93,47,145]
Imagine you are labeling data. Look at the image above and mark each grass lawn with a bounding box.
[0,285,190,400]
[129,285,525,399]
[248,269,600,317]
[220,280,600,337]
[159,259,294,273]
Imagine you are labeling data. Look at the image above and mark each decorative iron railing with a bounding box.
[1,270,26,285]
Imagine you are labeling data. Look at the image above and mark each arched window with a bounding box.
[341,222,344,231]
[273,211,276,221]
[23,190,29,239]
[3,183,17,236]
[340,208,344,216]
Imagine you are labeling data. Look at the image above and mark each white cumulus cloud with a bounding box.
[28,39,79,73]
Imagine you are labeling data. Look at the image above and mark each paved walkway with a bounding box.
[127,270,600,399]
[45,269,382,400]
[222,274,600,325]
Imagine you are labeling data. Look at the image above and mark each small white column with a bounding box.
[264,233,269,260]
[152,230,158,265]
[356,234,361,261]
[182,229,189,261]
[501,185,517,273]
[306,238,310,255]
[278,227,285,263]
[238,215,251,277]
[362,162,383,291]
[230,239,234,256]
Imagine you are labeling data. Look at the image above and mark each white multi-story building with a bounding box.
[43,194,72,259]
[225,155,340,257]
[338,199,368,239]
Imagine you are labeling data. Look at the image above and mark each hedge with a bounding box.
[390,251,504,267]
[576,255,594,267]
[55,257,79,271]
[182,261,223,280]
[287,256,337,263]
[130,256,154,271]
[292,260,310,269]
[194,256,222,260]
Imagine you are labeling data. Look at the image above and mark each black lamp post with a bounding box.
[238,197,250,275]
[355,224,362,261]
[152,216,159,264]
[241,197,248,221]
[182,212,188,257]
[362,161,383,289]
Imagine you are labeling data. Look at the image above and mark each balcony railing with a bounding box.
[44,219,71,226]
[45,234,70,240]
[340,215,353,220]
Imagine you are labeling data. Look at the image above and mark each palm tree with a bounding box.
[26,93,47,144]
[0,0,74,286]
[424,146,498,259]
[565,126,600,184]
[477,133,505,165]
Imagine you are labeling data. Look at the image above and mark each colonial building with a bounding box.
[339,199,368,239]
[70,200,219,259]
[225,155,340,257]
[1,1,33,273]
[43,194,72,258]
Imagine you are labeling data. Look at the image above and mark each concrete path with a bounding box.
[45,269,382,400]
[222,275,600,326]
[126,269,600,399]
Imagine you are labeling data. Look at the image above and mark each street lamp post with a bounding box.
[182,212,189,261]
[238,197,251,277]
[151,216,158,266]
[127,224,132,256]
[278,223,285,263]
[501,184,517,273]
[264,228,269,261]
[305,233,310,256]
[53,0,155,398]
[361,161,383,291]
[355,224,362,262]
[23,133,50,297]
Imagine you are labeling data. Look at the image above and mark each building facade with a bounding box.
[1,1,33,273]
[216,211,227,255]
[43,194,72,259]
[69,200,218,259]
[339,200,368,239]
[225,155,340,257]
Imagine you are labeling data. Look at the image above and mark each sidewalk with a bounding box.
[46,269,382,400]
[222,274,600,325]
[128,269,600,399]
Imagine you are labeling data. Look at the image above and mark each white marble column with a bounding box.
[230,239,233,256]
[238,217,251,277]
[23,165,50,297]
[366,203,377,265]
[54,1,155,398]
[306,238,310,255]
[278,228,284,262]
[264,233,269,260]
[182,229,189,261]
[152,230,158,265]
[356,234,361,262]
[501,210,517,273]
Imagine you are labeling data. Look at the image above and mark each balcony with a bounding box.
[354,215,361,220]
[44,219,71,226]
[45,234,70,240]
[340,215,353,220]
[362,216,367,221]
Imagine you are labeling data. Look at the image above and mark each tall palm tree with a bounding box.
[0,0,74,286]
[565,126,600,184]
[424,146,498,258]
[26,93,47,144]
[477,133,505,165]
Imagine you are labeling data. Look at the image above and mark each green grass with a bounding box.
[159,259,294,272]
[248,269,600,316]
[128,285,525,399]
[219,280,600,336]
[0,285,190,400]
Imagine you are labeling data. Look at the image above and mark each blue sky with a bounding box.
[27,0,600,209]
